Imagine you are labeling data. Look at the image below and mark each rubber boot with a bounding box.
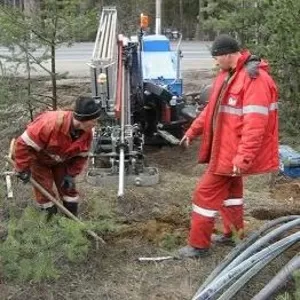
[41,205,58,221]
[63,201,78,217]
[177,245,210,259]
[211,233,236,246]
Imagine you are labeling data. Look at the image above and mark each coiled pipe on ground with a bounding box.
[192,231,300,300]
[252,254,300,300]
[195,216,300,295]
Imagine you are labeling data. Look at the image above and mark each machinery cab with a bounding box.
[136,28,188,144]
[141,34,182,96]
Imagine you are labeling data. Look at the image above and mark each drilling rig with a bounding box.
[86,1,201,198]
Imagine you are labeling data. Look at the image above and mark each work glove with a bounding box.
[61,175,75,190]
[16,170,31,184]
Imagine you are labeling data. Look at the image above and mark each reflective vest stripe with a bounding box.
[193,204,217,218]
[269,102,278,111]
[220,102,278,116]
[219,106,243,116]
[63,195,79,203]
[243,105,268,115]
[224,198,243,206]
[21,131,42,151]
[77,152,89,157]
[36,201,55,209]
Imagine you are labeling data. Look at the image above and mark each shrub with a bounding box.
[0,207,91,282]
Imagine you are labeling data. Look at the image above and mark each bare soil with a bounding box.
[0,70,299,300]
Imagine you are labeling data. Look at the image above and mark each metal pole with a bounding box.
[92,11,104,59]
[118,149,125,198]
[155,0,162,35]
[179,0,183,36]
[176,34,182,81]
[117,49,125,198]
[125,62,131,125]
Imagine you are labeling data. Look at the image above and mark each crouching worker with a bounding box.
[13,96,101,218]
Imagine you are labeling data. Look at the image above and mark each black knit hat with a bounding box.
[73,96,101,121]
[211,34,240,56]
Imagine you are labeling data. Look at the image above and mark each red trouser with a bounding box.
[31,161,79,209]
[189,170,244,249]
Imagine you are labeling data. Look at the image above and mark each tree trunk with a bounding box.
[179,0,183,36]
[51,14,58,110]
[195,0,203,40]
[51,43,57,110]
[23,0,39,15]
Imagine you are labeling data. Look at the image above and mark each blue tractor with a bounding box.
[87,6,200,196]
[134,31,191,144]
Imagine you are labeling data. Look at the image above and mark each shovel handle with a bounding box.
[5,156,106,245]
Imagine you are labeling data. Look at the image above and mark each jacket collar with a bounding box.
[235,50,252,72]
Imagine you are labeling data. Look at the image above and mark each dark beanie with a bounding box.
[73,96,101,121]
[211,34,240,56]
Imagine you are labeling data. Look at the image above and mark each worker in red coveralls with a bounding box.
[177,34,279,258]
[13,96,101,218]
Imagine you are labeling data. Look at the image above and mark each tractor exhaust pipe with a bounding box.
[155,0,162,35]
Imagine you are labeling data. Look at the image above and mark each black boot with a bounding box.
[63,201,78,217]
[211,233,236,246]
[41,205,58,221]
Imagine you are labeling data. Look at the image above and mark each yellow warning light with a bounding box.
[140,13,149,29]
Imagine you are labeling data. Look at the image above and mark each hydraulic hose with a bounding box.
[252,255,300,300]
[216,246,293,300]
[192,231,300,300]
[195,215,300,294]
[214,218,300,280]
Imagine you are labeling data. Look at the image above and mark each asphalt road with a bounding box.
[0,40,213,77]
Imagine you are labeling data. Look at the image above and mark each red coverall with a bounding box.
[14,111,92,209]
[185,50,279,248]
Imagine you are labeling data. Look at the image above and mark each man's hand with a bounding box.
[61,175,75,190]
[16,170,31,184]
[232,165,241,176]
[179,135,191,148]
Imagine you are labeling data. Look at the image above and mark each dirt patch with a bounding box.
[116,219,188,246]
[271,181,300,203]
[251,207,300,220]
[113,207,190,246]
[247,178,300,220]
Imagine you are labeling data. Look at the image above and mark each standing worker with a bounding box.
[13,96,101,218]
[178,34,279,258]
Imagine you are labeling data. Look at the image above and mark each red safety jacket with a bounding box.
[14,111,92,176]
[186,50,279,175]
